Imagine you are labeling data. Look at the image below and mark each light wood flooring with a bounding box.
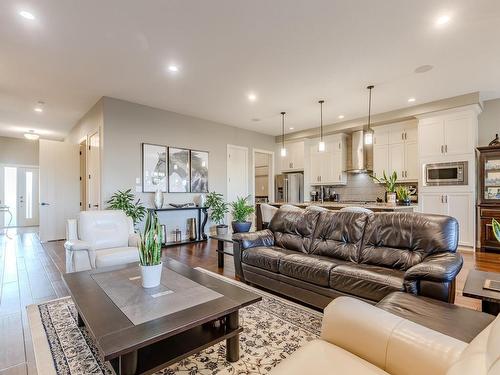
[0,230,499,374]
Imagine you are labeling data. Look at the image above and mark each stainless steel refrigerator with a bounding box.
[275,173,304,203]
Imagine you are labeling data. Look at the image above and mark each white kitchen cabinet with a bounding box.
[309,134,347,185]
[419,192,474,246]
[280,141,304,172]
[418,112,475,158]
[373,121,418,182]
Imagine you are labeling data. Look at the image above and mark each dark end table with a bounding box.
[209,234,234,268]
[463,269,500,315]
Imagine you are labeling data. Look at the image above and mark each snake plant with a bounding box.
[139,210,162,266]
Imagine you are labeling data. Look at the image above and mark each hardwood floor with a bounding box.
[1,230,500,374]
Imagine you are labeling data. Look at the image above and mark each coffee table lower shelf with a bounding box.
[108,311,242,375]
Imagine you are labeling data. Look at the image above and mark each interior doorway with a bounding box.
[227,145,249,226]
[253,149,274,204]
[0,164,39,228]
[79,141,87,211]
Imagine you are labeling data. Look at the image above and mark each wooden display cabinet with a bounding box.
[478,145,500,252]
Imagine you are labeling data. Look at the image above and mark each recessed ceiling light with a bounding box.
[19,10,35,20]
[24,130,39,140]
[289,127,294,130]
[408,98,416,103]
[338,115,345,119]
[34,107,43,113]
[247,93,257,102]
[436,15,450,26]
[167,65,179,73]
[414,65,434,74]
[34,100,44,112]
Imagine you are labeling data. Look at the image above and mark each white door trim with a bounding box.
[252,148,275,204]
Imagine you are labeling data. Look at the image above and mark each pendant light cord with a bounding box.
[367,85,374,130]
[319,100,324,141]
[281,112,286,149]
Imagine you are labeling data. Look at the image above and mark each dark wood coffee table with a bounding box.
[62,258,261,375]
[463,269,500,315]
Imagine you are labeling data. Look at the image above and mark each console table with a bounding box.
[148,206,208,248]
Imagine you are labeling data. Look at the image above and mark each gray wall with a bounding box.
[66,99,103,144]
[479,98,500,146]
[101,97,276,207]
[0,136,39,165]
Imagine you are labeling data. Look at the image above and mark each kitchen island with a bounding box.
[256,201,417,230]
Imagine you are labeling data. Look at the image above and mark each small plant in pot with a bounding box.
[206,191,229,235]
[371,171,398,204]
[138,210,163,288]
[231,195,255,233]
[396,186,412,206]
[106,188,147,228]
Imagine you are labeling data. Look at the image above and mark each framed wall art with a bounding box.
[142,143,167,192]
[168,147,190,192]
[190,150,209,193]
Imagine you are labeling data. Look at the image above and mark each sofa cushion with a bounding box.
[241,246,295,273]
[268,205,323,253]
[361,213,459,271]
[330,264,404,302]
[94,246,139,268]
[279,253,347,287]
[309,210,372,262]
[377,292,495,343]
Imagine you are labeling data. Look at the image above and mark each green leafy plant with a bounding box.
[139,211,162,266]
[396,186,410,201]
[106,189,147,226]
[231,195,255,222]
[206,191,229,226]
[371,171,398,193]
[493,218,500,243]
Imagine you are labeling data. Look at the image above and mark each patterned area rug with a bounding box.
[28,269,322,374]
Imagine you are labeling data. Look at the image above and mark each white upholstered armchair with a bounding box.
[64,210,140,273]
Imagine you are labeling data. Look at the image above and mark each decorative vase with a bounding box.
[140,262,163,288]
[154,187,163,209]
[386,192,397,205]
[216,224,228,236]
[232,221,252,233]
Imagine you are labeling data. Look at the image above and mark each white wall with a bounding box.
[479,98,500,146]
[101,97,276,206]
[65,99,103,144]
[0,136,39,165]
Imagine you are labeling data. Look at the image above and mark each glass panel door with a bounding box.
[484,156,500,201]
[17,167,39,227]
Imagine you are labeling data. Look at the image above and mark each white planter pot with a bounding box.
[386,192,397,205]
[140,262,163,288]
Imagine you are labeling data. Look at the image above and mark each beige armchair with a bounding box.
[272,296,500,375]
[64,210,140,273]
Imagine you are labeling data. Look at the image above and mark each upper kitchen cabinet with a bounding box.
[418,107,479,159]
[280,141,304,172]
[373,121,418,182]
[309,134,347,185]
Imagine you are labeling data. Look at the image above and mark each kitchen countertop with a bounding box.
[266,202,417,212]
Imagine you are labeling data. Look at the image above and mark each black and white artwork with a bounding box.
[168,147,190,192]
[142,143,167,192]
[190,150,209,193]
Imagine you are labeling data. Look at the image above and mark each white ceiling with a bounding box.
[1,0,500,140]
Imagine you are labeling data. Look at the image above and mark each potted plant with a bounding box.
[138,210,163,288]
[396,186,411,206]
[230,195,255,233]
[106,189,147,227]
[371,171,398,204]
[206,191,229,235]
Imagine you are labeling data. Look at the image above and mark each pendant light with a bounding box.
[280,112,287,157]
[318,100,325,152]
[364,85,374,145]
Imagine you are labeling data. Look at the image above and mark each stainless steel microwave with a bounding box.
[423,161,468,186]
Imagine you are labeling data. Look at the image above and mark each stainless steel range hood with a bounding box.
[346,130,372,174]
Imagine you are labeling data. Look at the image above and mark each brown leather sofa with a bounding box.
[233,205,463,308]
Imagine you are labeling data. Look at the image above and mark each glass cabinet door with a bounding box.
[484,155,500,201]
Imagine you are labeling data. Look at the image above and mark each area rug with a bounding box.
[27,268,322,375]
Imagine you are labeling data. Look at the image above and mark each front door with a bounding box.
[17,167,39,227]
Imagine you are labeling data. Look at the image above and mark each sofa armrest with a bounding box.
[321,297,466,375]
[128,233,141,248]
[64,239,91,251]
[404,252,463,283]
[232,229,274,250]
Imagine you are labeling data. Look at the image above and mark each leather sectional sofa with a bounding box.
[233,205,463,308]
